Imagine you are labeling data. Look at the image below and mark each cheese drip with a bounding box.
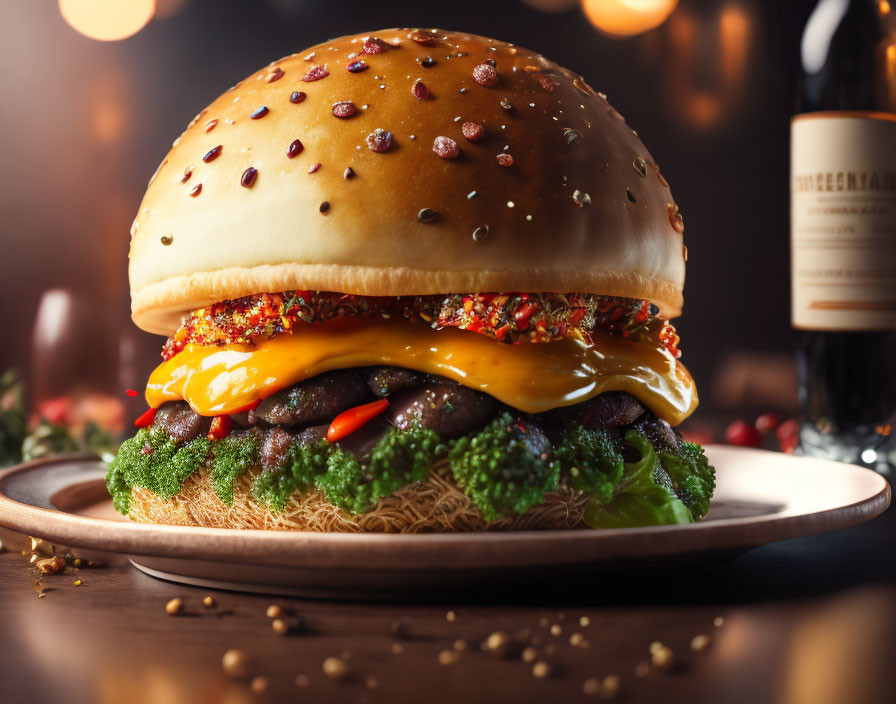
[146,318,697,424]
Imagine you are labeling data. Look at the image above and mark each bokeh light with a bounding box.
[582,0,679,37]
[58,0,155,42]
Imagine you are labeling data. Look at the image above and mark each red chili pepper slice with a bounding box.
[134,407,157,428]
[231,398,262,414]
[327,399,389,443]
[207,415,231,441]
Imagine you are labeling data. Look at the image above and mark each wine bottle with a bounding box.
[792,0,896,472]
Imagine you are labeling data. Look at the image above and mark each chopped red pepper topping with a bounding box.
[207,415,231,441]
[327,399,389,442]
[161,292,682,362]
[134,408,157,428]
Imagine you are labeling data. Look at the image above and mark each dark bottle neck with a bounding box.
[798,0,894,112]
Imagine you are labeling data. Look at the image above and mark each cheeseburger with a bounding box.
[107,28,714,532]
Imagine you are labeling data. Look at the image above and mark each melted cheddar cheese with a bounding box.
[146,318,697,425]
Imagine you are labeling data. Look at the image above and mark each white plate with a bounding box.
[0,446,888,599]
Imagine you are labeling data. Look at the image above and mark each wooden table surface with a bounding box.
[2,492,896,704]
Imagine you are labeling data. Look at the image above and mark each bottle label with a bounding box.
[791,112,896,331]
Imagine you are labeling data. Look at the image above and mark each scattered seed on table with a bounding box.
[391,642,404,654]
[584,678,601,696]
[438,649,460,665]
[322,656,348,680]
[691,634,711,652]
[365,676,379,690]
[266,605,283,619]
[203,595,215,608]
[713,616,725,627]
[446,610,456,622]
[651,646,675,671]
[579,616,590,627]
[222,649,249,678]
[250,677,268,693]
[272,618,290,635]
[532,661,552,679]
[484,631,510,657]
[550,624,562,636]
[601,675,621,699]
[453,639,468,652]
[165,598,183,615]
[521,646,537,663]
[634,661,650,677]
[295,674,310,687]
[570,633,584,647]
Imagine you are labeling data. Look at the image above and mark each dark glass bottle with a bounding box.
[792,0,896,472]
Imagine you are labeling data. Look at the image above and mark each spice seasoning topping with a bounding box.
[633,157,647,177]
[162,292,677,360]
[347,59,369,73]
[204,119,218,133]
[289,91,306,104]
[626,188,637,203]
[572,190,591,207]
[202,145,222,163]
[250,106,269,120]
[408,29,435,45]
[180,169,193,184]
[302,65,329,82]
[319,201,330,213]
[411,80,429,100]
[472,225,489,242]
[496,153,513,167]
[462,122,486,141]
[287,139,304,158]
[308,162,322,174]
[668,203,684,232]
[417,208,438,223]
[240,167,258,188]
[343,166,355,180]
[189,184,202,197]
[332,101,356,118]
[472,63,498,87]
[264,67,285,83]
[533,73,557,92]
[432,136,460,160]
[421,56,437,68]
[366,128,393,153]
[563,128,582,145]
[362,36,388,54]
[160,236,173,246]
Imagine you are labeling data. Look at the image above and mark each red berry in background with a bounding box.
[755,412,781,434]
[776,418,799,454]
[725,419,762,448]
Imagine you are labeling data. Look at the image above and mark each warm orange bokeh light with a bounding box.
[582,0,679,38]
[59,0,155,42]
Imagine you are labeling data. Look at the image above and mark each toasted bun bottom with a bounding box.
[127,462,589,532]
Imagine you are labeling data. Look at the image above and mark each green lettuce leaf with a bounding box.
[583,430,693,529]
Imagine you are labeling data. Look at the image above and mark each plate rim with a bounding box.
[0,449,889,570]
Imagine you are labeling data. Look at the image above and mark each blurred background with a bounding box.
[0,0,817,451]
